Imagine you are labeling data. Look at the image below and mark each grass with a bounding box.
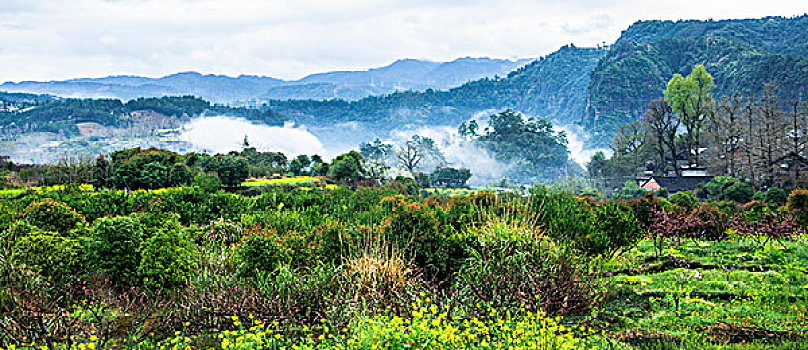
[242,176,338,190]
[422,186,518,196]
[601,236,808,348]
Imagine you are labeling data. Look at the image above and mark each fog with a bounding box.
[177,115,607,185]
[390,124,511,185]
[553,124,612,165]
[180,116,327,156]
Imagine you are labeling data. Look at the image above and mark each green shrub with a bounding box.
[725,181,754,203]
[138,225,197,290]
[380,196,445,274]
[11,231,83,283]
[763,187,789,205]
[236,233,289,277]
[88,215,144,284]
[669,191,699,209]
[703,176,753,203]
[583,201,644,257]
[23,198,86,234]
[454,219,597,316]
[193,172,221,193]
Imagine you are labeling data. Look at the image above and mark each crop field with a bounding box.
[1,183,806,349]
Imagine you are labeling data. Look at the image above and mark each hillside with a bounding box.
[584,15,808,143]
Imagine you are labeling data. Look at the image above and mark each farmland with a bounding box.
[1,181,806,349]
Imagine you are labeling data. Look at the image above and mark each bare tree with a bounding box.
[644,99,677,175]
[779,99,808,182]
[752,84,787,187]
[396,140,422,172]
[708,94,744,177]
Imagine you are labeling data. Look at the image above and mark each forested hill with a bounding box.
[584,15,808,144]
[615,16,808,56]
[268,45,606,128]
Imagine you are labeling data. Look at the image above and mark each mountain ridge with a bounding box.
[1,57,530,103]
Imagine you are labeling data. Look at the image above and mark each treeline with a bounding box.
[0,95,286,136]
[590,65,807,191]
[3,146,415,190]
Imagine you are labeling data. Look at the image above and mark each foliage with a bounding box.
[192,172,221,193]
[23,198,86,234]
[328,151,369,185]
[236,232,289,277]
[10,230,83,283]
[138,222,198,290]
[785,189,808,226]
[88,215,145,284]
[430,167,472,188]
[669,191,699,209]
[583,200,644,257]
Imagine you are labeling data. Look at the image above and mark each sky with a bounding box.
[0,0,805,82]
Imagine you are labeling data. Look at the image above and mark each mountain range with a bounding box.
[0,57,530,103]
[3,15,808,147]
[264,15,808,145]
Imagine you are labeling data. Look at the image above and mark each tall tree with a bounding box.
[708,94,744,177]
[781,99,808,182]
[644,99,677,175]
[752,84,787,187]
[664,65,715,167]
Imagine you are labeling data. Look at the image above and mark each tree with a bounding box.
[214,155,250,187]
[781,99,808,182]
[607,121,651,188]
[664,65,715,167]
[395,135,445,172]
[752,84,787,187]
[707,95,745,177]
[328,151,367,184]
[430,167,472,188]
[587,151,609,190]
[93,155,111,188]
[360,139,393,164]
[644,99,678,175]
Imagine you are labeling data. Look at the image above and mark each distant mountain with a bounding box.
[1,58,530,103]
[266,45,605,128]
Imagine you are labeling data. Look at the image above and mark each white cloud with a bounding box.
[0,0,804,82]
[180,116,326,156]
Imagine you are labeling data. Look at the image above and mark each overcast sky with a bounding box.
[0,0,805,82]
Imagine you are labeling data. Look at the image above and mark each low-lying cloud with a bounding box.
[180,116,326,156]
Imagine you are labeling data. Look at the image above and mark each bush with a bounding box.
[786,189,808,226]
[138,225,198,290]
[88,215,145,284]
[380,196,445,274]
[583,201,644,257]
[703,176,753,203]
[193,172,221,193]
[11,230,84,283]
[453,218,598,316]
[724,181,754,203]
[23,198,86,234]
[236,233,289,277]
[669,191,698,209]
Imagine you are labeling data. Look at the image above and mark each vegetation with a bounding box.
[0,172,804,349]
